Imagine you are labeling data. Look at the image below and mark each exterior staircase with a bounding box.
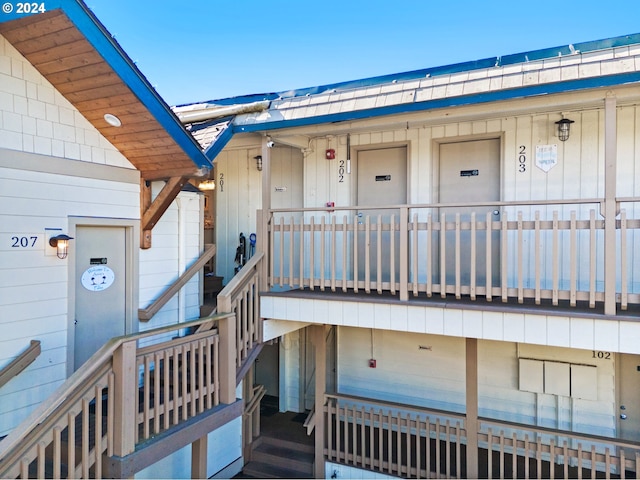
[240,433,314,479]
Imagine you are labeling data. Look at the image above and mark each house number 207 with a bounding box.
[11,236,38,248]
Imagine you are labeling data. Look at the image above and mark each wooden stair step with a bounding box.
[240,460,312,479]
[258,433,314,454]
[251,441,314,474]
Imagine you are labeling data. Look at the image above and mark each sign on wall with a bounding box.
[81,265,115,292]
[535,144,558,172]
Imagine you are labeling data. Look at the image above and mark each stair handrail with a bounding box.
[138,243,216,321]
[0,340,41,389]
[0,313,232,465]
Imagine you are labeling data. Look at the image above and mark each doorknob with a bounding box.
[620,414,628,420]
[493,210,500,216]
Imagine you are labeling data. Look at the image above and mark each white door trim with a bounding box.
[66,217,139,377]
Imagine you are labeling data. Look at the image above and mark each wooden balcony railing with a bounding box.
[324,394,640,479]
[268,199,640,315]
[0,313,236,479]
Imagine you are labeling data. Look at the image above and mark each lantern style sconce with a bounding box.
[555,118,574,141]
[254,155,263,171]
[49,234,74,259]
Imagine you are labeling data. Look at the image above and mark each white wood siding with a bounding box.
[336,327,616,438]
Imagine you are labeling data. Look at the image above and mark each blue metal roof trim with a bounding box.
[1,1,212,172]
[206,33,640,108]
[202,121,234,162]
[233,71,640,134]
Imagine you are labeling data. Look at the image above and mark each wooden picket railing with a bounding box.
[213,252,264,368]
[324,394,640,479]
[268,198,640,314]
[0,314,236,479]
[478,418,640,479]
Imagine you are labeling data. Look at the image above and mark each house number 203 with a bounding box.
[518,145,527,173]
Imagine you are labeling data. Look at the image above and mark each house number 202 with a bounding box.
[338,160,345,183]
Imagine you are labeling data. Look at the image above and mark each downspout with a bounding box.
[177,195,192,326]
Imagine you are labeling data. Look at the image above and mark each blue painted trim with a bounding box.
[1,0,211,172]
[204,33,640,107]
[232,71,640,134]
[203,122,234,162]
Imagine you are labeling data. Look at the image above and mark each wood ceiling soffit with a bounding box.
[1,11,205,182]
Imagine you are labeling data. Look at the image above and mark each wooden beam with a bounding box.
[103,400,243,478]
[112,340,137,458]
[140,178,152,249]
[140,176,188,249]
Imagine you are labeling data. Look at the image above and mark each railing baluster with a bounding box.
[427,213,433,297]
[501,212,508,303]
[488,428,493,480]
[53,426,62,479]
[390,215,396,295]
[320,216,326,291]
[537,437,542,479]
[426,416,431,479]
[360,406,366,467]
[524,434,529,480]
[278,216,284,287]
[512,432,518,480]
[589,209,596,308]
[289,216,295,288]
[365,216,371,294]
[413,213,419,297]
[435,418,441,479]
[471,212,477,301]
[269,213,275,288]
[342,216,348,292]
[591,445,597,480]
[67,411,75,479]
[621,209,628,310]
[94,384,103,479]
[144,355,151,439]
[377,214,383,294]
[445,420,451,478]
[455,213,461,299]
[486,211,493,301]
[82,398,90,478]
[518,211,524,304]
[353,216,359,293]
[552,211,559,306]
[300,218,305,289]
[440,212,446,299]
[535,211,541,305]
[310,216,315,291]
[331,216,337,292]
[499,430,505,480]
[550,438,555,480]
[154,352,162,432]
[570,211,578,307]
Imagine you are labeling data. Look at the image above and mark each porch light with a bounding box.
[198,179,215,191]
[103,113,122,127]
[254,155,263,171]
[555,118,574,141]
[49,234,74,259]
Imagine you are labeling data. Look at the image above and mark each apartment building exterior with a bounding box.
[1,0,639,477]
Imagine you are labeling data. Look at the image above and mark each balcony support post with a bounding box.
[604,94,617,316]
[261,135,272,287]
[112,340,137,458]
[312,325,327,479]
[465,338,479,479]
[219,314,237,405]
[191,435,208,479]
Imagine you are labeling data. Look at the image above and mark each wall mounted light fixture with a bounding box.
[555,118,574,141]
[198,179,216,191]
[254,155,263,171]
[49,234,74,259]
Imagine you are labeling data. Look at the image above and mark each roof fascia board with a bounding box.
[203,122,234,161]
[233,71,640,134]
[1,1,211,172]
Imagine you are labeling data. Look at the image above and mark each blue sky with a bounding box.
[89,1,640,106]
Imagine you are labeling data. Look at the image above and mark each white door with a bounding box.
[439,139,500,289]
[74,226,127,369]
[618,354,640,441]
[356,147,407,282]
